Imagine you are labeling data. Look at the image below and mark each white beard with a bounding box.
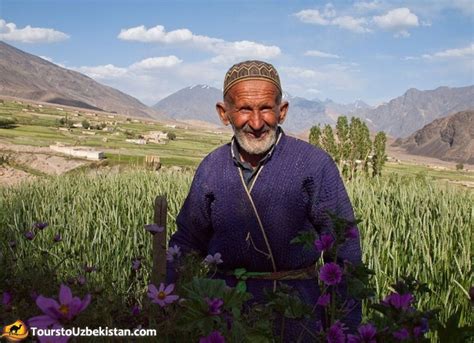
[233,123,278,155]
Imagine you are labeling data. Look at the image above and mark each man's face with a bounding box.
[216,80,288,155]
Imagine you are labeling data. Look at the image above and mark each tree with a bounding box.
[321,125,338,160]
[167,132,176,140]
[335,116,350,175]
[309,125,322,148]
[81,120,90,129]
[455,163,464,171]
[372,131,387,177]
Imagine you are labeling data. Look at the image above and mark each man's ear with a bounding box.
[216,102,230,126]
[278,100,289,124]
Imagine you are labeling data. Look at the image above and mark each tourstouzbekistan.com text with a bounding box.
[30,326,157,338]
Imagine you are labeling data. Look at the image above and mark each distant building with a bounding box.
[125,139,147,145]
[50,144,104,160]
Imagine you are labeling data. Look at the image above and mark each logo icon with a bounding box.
[1,320,28,342]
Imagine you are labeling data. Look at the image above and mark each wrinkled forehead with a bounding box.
[226,79,280,105]
[223,60,282,96]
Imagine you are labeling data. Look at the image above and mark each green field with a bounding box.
[0,169,472,332]
[0,99,231,167]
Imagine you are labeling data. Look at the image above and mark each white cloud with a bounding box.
[74,64,128,79]
[373,8,419,37]
[294,9,330,25]
[294,8,370,33]
[130,56,182,70]
[423,43,474,59]
[305,50,340,59]
[0,19,69,43]
[354,1,381,11]
[332,16,370,33]
[118,24,280,63]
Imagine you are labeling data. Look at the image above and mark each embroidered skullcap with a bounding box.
[223,60,282,95]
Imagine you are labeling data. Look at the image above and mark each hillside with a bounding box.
[394,110,474,164]
[0,41,163,119]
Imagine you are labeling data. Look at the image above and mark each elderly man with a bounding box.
[167,60,362,340]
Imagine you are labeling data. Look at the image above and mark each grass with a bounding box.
[0,169,471,332]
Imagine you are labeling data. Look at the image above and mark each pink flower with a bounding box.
[314,233,335,253]
[199,330,225,343]
[147,283,179,307]
[204,253,223,265]
[28,284,91,329]
[316,293,331,307]
[166,245,181,262]
[319,262,343,286]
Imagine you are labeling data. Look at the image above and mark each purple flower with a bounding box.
[319,262,343,286]
[34,221,49,230]
[314,233,335,253]
[166,245,181,262]
[204,252,223,265]
[8,240,16,248]
[54,234,62,242]
[132,259,142,271]
[2,291,12,307]
[316,293,331,307]
[393,328,410,341]
[28,284,91,329]
[77,275,86,286]
[25,231,35,240]
[205,297,224,315]
[413,318,429,338]
[382,292,413,310]
[131,304,141,316]
[327,321,346,343]
[348,323,377,343]
[199,330,225,343]
[147,283,179,307]
[144,223,164,235]
[345,226,359,239]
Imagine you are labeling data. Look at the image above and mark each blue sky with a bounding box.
[1,0,473,106]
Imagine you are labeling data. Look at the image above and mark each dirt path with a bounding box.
[0,140,89,186]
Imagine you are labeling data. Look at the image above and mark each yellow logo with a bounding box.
[1,320,28,342]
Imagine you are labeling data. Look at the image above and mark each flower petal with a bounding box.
[59,284,73,305]
[36,295,60,319]
[164,283,175,295]
[28,314,58,329]
[164,295,179,304]
[147,284,158,295]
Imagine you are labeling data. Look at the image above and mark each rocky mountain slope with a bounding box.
[393,110,473,164]
[0,41,163,119]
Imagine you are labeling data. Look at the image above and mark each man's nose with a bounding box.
[248,110,264,131]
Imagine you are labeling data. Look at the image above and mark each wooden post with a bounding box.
[151,195,167,286]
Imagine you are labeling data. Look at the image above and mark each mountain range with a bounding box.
[153,83,473,138]
[0,41,163,119]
